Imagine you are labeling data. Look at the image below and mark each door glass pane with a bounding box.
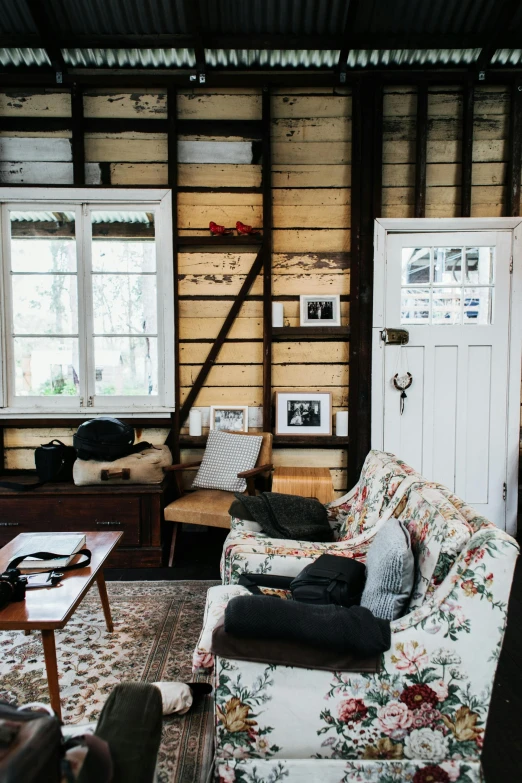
[402,248,431,284]
[91,211,158,396]
[463,288,491,324]
[401,288,430,323]
[9,211,80,396]
[94,336,158,396]
[433,248,462,284]
[465,247,494,284]
[13,337,79,396]
[432,289,462,324]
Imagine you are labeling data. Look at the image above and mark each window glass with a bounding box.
[91,211,158,396]
[9,211,80,396]
[401,246,495,325]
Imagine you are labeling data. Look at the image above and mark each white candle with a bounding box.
[189,409,202,437]
[272,302,284,327]
[336,411,348,437]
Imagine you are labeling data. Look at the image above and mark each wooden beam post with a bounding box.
[348,76,383,486]
[25,0,66,81]
[337,0,360,81]
[166,88,180,460]
[461,82,474,218]
[414,84,428,218]
[507,81,522,217]
[71,85,84,186]
[177,249,265,428]
[262,87,273,433]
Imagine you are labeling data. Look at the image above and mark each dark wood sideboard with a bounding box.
[0,476,176,567]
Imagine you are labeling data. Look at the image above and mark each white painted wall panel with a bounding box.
[465,345,491,504]
[432,345,458,491]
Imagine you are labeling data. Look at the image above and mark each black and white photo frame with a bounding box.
[299,295,341,327]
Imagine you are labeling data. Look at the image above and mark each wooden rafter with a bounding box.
[182,0,206,78]
[414,84,428,219]
[25,0,66,78]
[475,0,521,73]
[337,0,360,80]
[461,82,475,218]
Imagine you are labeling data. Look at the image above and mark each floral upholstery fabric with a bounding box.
[221,451,419,585]
[212,526,519,783]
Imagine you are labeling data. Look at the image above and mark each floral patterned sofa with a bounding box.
[220,450,421,584]
[194,461,519,783]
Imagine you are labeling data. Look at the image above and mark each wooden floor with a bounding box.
[106,527,522,782]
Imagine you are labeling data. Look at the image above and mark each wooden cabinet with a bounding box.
[0,477,175,567]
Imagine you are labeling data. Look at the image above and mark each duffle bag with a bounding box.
[238,553,366,608]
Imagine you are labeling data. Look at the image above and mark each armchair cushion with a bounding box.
[192,430,263,493]
[164,489,235,528]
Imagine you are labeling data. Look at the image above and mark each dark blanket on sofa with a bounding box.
[234,491,334,542]
[225,595,391,657]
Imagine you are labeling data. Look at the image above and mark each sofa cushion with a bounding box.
[361,518,414,619]
[192,430,263,493]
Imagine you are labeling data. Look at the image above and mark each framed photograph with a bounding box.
[210,405,249,432]
[299,295,341,326]
[275,391,332,436]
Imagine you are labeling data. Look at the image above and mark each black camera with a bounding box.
[0,568,27,610]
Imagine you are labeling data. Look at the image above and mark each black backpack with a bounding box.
[73,417,150,462]
[239,553,366,608]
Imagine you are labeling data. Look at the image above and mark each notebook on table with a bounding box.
[13,533,86,572]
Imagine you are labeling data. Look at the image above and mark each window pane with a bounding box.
[463,287,492,324]
[402,248,431,284]
[94,337,158,396]
[12,275,78,334]
[465,247,494,284]
[401,288,430,324]
[91,212,155,272]
[432,288,462,324]
[433,248,462,284]
[10,212,76,272]
[13,337,79,396]
[92,274,157,334]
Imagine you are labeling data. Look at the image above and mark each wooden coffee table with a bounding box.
[0,531,122,719]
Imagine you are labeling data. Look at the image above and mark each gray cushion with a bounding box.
[192,430,263,493]
[360,518,414,620]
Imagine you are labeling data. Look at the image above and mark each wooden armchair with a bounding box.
[163,432,273,566]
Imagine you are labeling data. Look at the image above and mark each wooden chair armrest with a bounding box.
[163,461,202,472]
[237,463,274,478]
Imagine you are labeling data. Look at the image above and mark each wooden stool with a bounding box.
[271,466,334,504]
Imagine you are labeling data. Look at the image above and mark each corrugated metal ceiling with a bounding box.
[1,0,522,71]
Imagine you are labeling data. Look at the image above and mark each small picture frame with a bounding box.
[275,391,332,436]
[300,295,341,327]
[210,405,249,432]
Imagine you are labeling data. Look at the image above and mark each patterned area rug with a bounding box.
[0,580,218,783]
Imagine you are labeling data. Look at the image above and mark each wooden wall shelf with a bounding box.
[272,326,350,341]
[175,235,263,246]
[178,435,348,449]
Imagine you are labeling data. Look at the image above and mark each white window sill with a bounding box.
[0,408,175,419]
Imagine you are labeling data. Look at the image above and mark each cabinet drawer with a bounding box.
[0,496,141,548]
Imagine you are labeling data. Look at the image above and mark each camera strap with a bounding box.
[7,549,92,575]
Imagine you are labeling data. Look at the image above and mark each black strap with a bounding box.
[8,549,92,575]
[238,573,293,594]
[0,479,46,491]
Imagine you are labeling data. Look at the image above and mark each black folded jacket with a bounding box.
[234,491,334,542]
[225,595,391,658]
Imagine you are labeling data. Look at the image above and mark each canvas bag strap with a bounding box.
[7,549,92,574]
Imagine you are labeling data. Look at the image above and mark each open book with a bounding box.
[14,533,86,572]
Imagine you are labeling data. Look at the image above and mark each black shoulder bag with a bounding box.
[239,553,366,608]
[0,440,76,492]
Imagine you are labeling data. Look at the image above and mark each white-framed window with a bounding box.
[0,188,174,416]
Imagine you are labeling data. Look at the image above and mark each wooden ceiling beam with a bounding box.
[337,0,360,81]
[182,0,206,81]
[475,0,521,74]
[25,0,66,80]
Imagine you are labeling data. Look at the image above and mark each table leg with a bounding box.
[96,571,114,632]
[41,630,61,720]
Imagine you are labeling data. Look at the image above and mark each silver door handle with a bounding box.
[380,328,409,345]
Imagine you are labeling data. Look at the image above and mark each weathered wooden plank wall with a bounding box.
[0,83,517,496]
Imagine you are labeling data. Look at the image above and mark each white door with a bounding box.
[372,230,513,529]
